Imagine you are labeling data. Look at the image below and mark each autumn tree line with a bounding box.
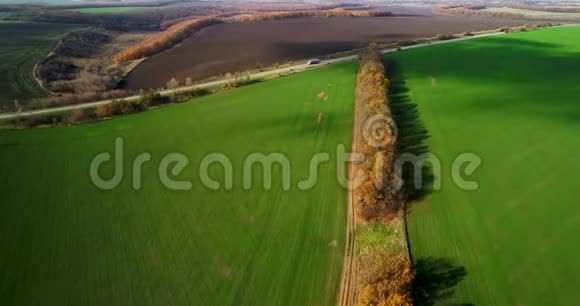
[511,4,580,13]
[234,8,392,22]
[114,17,223,63]
[353,46,414,306]
[355,45,402,223]
[434,6,526,18]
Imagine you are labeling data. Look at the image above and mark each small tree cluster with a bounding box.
[436,33,457,41]
[171,88,211,102]
[166,77,180,90]
[222,72,253,90]
[357,253,414,306]
[67,109,88,124]
[94,99,144,118]
[138,90,171,108]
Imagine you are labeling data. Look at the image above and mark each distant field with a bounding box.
[124,15,530,90]
[0,63,356,305]
[393,26,580,305]
[484,7,580,19]
[70,7,150,14]
[0,22,78,109]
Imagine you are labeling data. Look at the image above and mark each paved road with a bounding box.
[0,31,508,121]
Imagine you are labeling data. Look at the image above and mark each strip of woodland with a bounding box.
[234,9,391,22]
[114,16,223,63]
[353,46,413,306]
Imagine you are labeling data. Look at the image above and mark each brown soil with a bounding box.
[123,15,532,90]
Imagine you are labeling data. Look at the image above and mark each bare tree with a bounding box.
[166,78,179,90]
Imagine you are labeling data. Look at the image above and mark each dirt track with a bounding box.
[337,65,364,306]
[123,15,532,90]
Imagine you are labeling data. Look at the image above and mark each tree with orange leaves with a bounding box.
[357,253,414,306]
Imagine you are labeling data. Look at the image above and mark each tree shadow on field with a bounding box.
[413,257,470,306]
[385,59,433,202]
[392,35,580,125]
[385,61,472,305]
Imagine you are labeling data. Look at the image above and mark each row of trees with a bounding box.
[355,44,401,222]
[511,4,580,13]
[434,6,525,18]
[78,87,209,122]
[354,45,414,306]
[114,16,223,63]
[235,8,391,22]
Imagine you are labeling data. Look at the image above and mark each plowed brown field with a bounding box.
[123,15,530,90]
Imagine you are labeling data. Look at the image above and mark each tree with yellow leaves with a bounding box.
[357,253,414,306]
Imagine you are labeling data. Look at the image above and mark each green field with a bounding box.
[0,22,77,109]
[70,7,150,14]
[0,63,356,305]
[394,26,580,305]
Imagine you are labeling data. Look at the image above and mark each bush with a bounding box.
[171,88,211,102]
[116,99,145,115]
[94,99,145,118]
[139,91,170,108]
[222,72,249,90]
[436,33,456,40]
[166,77,180,90]
[67,109,88,124]
[19,114,64,128]
[94,103,115,118]
[398,40,417,47]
